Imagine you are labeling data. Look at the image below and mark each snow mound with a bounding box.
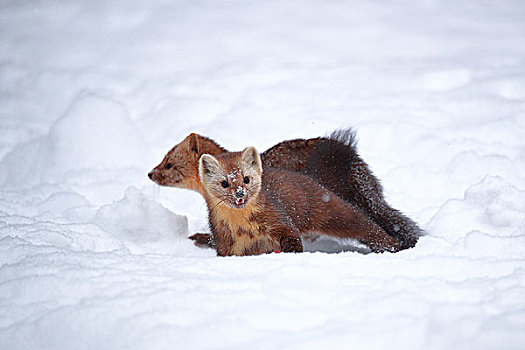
[427,176,525,258]
[0,95,148,188]
[93,187,189,253]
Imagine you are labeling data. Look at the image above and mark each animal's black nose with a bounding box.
[148,172,153,179]
[235,189,245,198]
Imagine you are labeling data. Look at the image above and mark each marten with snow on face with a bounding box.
[149,130,423,250]
[198,147,403,256]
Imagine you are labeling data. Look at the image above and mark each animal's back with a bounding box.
[261,168,402,252]
[261,137,321,172]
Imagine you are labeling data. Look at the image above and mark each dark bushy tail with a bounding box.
[304,128,423,249]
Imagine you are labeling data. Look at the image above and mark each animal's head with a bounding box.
[199,147,262,209]
[148,133,226,194]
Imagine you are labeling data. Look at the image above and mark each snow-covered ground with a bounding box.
[1,1,525,349]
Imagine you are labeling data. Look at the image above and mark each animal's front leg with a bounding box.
[278,230,303,253]
[188,233,215,249]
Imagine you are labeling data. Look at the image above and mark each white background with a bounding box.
[1,1,524,349]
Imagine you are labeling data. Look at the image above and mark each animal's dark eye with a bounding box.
[166,163,173,169]
[244,176,250,184]
[221,180,229,188]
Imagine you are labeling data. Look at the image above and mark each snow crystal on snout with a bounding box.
[227,169,239,179]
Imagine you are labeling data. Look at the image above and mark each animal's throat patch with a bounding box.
[211,197,260,236]
[211,202,278,255]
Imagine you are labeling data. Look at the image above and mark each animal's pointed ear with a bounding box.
[241,147,262,175]
[188,133,200,155]
[199,154,221,181]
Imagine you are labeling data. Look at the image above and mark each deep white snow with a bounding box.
[1,1,525,349]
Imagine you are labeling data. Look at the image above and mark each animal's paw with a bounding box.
[188,233,215,248]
